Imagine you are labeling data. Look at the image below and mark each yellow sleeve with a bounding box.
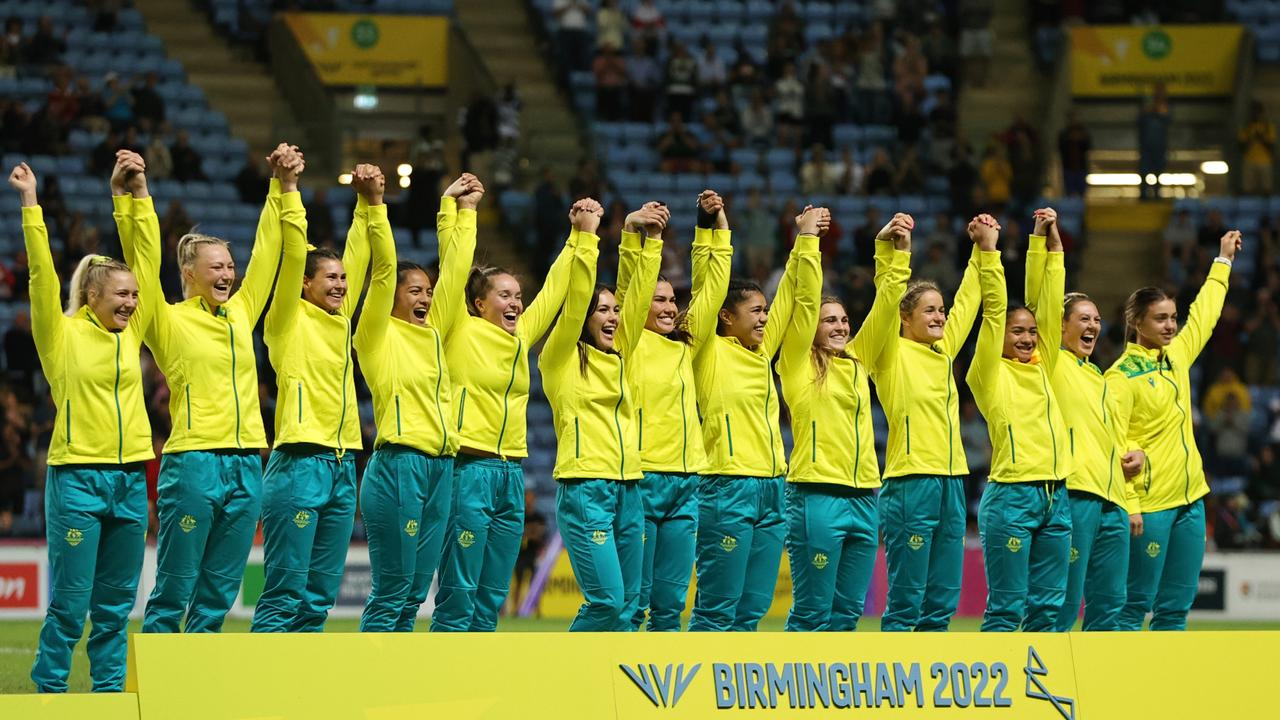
[518,230,578,345]
[941,244,981,358]
[964,251,1006,406]
[124,195,168,344]
[112,193,134,264]
[776,234,823,372]
[1024,234,1046,311]
[539,232,601,372]
[686,227,733,353]
[1025,234,1065,375]
[22,205,65,364]
[614,228,642,305]
[264,191,308,342]
[618,236,662,358]
[428,195,476,342]
[340,195,371,319]
[852,240,909,373]
[1104,377,1141,513]
[230,178,283,324]
[1167,260,1230,367]
[353,204,394,355]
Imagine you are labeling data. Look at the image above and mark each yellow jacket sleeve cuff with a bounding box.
[1208,260,1232,284]
[620,229,642,250]
[366,202,388,221]
[281,190,303,210]
[112,194,132,213]
[355,194,370,211]
[438,195,457,214]
[977,249,1001,267]
[693,226,713,247]
[456,207,477,229]
[1028,234,1047,251]
[794,233,821,253]
[21,205,43,224]
[642,236,664,257]
[576,231,601,250]
[129,195,155,216]
[269,177,281,196]
[712,228,732,247]
[891,248,910,268]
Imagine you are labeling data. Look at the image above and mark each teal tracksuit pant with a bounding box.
[250,445,356,633]
[557,478,644,631]
[1057,490,1130,631]
[143,450,262,633]
[879,475,966,632]
[632,471,699,631]
[1119,499,1205,631]
[359,445,454,632]
[784,483,878,632]
[689,475,785,632]
[978,480,1072,632]
[431,455,524,632]
[32,464,147,693]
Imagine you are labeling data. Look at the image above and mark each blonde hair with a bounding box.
[810,295,846,384]
[66,254,132,317]
[175,233,231,297]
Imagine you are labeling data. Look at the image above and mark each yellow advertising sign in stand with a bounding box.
[282,13,448,87]
[1070,25,1242,97]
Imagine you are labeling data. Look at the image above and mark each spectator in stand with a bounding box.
[927,89,957,157]
[706,89,740,139]
[74,75,106,131]
[552,0,592,72]
[656,112,702,173]
[1059,111,1091,197]
[91,128,122,175]
[805,64,838,148]
[766,2,803,78]
[852,205,882,265]
[959,0,994,86]
[1239,101,1276,195]
[1214,493,1262,549]
[593,43,629,122]
[532,166,565,277]
[864,147,895,195]
[915,241,961,298]
[24,16,65,65]
[854,23,890,123]
[568,157,603,201]
[234,150,269,204]
[979,143,1012,209]
[1244,288,1280,385]
[46,71,79,129]
[596,0,626,52]
[1162,208,1197,285]
[120,125,144,156]
[1008,131,1040,217]
[102,72,134,130]
[1205,303,1247,391]
[738,188,776,279]
[740,88,774,150]
[1,17,21,70]
[835,148,865,195]
[665,41,698,121]
[696,37,727,91]
[305,186,335,247]
[3,312,38,388]
[1138,82,1170,200]
[1203,367,1251,419]
[1199,209,1228,252]
[922,15,957,81]
[626,36,662,122]
[169,129,206,182]
[728,42,762,106]
[893,145,926,195]
[800,144,839,194]
[699,110,735,172]
[893,34,928,109]
[774,62,806,147]
[144,132,172,180]
[1207,391,1252,478]
[132,72,165,127]
[630,0,666,42]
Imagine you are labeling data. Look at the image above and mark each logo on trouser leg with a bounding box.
[591,530,608,545]
[458,530,475,548]
[405,520,419,537]
[907,534,924,551]
[65,529,83,547]
[293,511,312,529]
[719,535,738,552]
[811,552,829,569]
[179,515,197,533]
[1006,537,1023,553]
[1146,541,1161,558]
[1069,547,1080,563]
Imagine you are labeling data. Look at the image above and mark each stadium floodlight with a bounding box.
[1145,173,1158,185]
[397,164,413,177]
[1200,161,1230,175]
[399,176,411,188]
[1158,173,1197,186]
[338,173,353,185]
[1086,173,1141,186]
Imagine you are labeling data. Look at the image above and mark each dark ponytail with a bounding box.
[1123,286,1171,343]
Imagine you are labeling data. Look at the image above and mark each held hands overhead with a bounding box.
[8,162,37,207]
[698,189,729,230]
[967,213,1001,251]
[569,197,605,235]
[794,205,831,238]
[876,212,914,250]
[443,172,485,210]
[1032,207,1062,251]
[625,201,670,238]
[351,164,386,206]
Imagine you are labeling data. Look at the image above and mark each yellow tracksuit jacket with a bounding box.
[354,197,473,457]
[541,231,661,480]
[264,192,369,452]
[781,238,908,488]
[691,229,812,479]
[1105,261,1231,513]
[615,229,707,475]
[446,232,577,459]
[114,184,279,453]
[872,245,984,479]
[23,205,153,465]
[967,239,1073,483]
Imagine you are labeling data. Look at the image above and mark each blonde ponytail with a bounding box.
[66,254,132,317]
[175,232,230,297]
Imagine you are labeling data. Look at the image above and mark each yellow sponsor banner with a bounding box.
[282,12,448,87]
[0,693,139,720]
[1070,25,1242,97]
[124,632,1274,718]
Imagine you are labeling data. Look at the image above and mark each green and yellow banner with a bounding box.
[1070,25,1243,97]
[283,12,448,87]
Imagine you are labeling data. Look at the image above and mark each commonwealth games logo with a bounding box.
[1025,646,1075,719]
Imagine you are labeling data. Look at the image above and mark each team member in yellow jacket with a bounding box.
[431,197,581,633]
[109,148,283,634]
[541,199,665,631]
[354,172,482,631]
[688,192,818,632]
[14,162,153,692]
[779,209,907,631]
[968,211,1074,632]
[872,215,984,632]
[251,152,371,633]
[614,202,708,631]
[1108,229,1242,631]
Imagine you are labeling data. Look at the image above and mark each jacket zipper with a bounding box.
[1007,425,1016,464]
[905,414,911,455]
[724,413,734,456]
[495,339,522,455]
[678,344,688,472]
[1159,368,1193,504]
[456,387,467,431]
[1038,366,1058,477]
[945,356,954,475]
[765,362,776,475]
[185,383,192,430]
[637,408,643,452]
[395,395,403,436]
[113,333,123,463]
[297,382,303,424]
[613,358,626,479]
[228,320,242,448]
[335,317,352,451]
[810,420,817,463]
[433,331,448,454]
[65,399,71,447]
[852,363,862,485]
[574,417,580,458]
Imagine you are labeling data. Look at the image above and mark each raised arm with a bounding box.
[852,215,913,372]
[1167,230,1240,366]
[10,164,64,361]
[231,144,288,322]
[518,219,580,345]
[618,215,666,358]
[340,185,371,320]
[616,201,667,304]
[941,241,983,358]
[352,165,393,355]
[264,148,307,342]
[429,174,484,341]
[776,207,827,372]
[539,200,603,372]
[686,191,733,352]
[117,153,166,341]
[1028,208,1065,375]
[963,215,1006,406]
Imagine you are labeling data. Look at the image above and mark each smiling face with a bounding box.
[587,289,620,351]
[303,258,347,313]
[646,280,678,335]
[1063,300,1101,359]
[392,268,433,326]
[1137,298,1178,348]
[185,243,235,308]
[720,291,768,347]
[476,272,523,334]
[901,289,946,344]
[1003,308,1038,363]
[89,270,140,330]
[814,301,850,353]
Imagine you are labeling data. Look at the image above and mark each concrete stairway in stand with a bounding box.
[957,0,1045,150]
[1078,201,1172,318]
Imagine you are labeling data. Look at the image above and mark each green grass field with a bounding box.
[3,617,1279,694]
